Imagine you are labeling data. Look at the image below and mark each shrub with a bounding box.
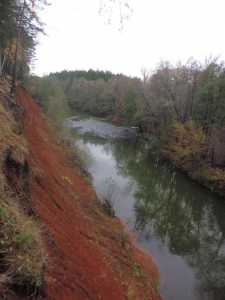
[163,121,206,169]
[102,197,116,217]
[100,178,116,217]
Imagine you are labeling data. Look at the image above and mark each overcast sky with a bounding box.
[34,0,225,77]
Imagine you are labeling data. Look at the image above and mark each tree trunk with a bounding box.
[11,0,26,95]
[0,53,2,77]
[11,37,19,94]
[0,51,7,78]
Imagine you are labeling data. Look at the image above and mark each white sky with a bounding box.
[34,0,225,78]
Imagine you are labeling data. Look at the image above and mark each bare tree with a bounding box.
[99,0,133,29]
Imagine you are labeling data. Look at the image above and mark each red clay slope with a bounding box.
[16,86,162,300]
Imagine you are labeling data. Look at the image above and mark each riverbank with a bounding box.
[161,150,225,198]
[27,68,225,202]
[160,122,225,198]
[108,114,225,198]
[66,116,225,300]
[14,86,161,300]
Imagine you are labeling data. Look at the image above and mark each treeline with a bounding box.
[49,69,115,82]
[29,70,141,120]
[0,0,46,91]
[28,61,225,195]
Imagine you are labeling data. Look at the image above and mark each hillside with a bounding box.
[0,80,161,300]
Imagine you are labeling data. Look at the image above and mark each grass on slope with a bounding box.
[0,87,47,296]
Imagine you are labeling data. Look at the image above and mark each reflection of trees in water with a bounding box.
[75,132,107,146]
[187,223,225,300]
[110,141,225,300]
[73,129,225,299]
[77,132,117,157]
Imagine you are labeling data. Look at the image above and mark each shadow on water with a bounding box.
[68,118,225,300]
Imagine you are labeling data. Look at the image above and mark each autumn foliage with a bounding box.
[163,121,206,168]
[164,121,225,195]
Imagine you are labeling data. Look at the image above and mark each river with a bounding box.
[66,117,225,300]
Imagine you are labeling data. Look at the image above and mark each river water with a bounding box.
[66,117,225,300]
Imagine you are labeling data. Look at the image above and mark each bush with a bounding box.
[163,121,206,169]
[102,197,116,217]
[100,178,116,217]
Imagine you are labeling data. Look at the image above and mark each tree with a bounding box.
[99,0,132,29]
[11,0,47,93]
[0,0,17,76]
[0,0,47,89]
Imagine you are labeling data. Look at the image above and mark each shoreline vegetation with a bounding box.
[27,63,225,198]
[0,77,161,299]
[16,85,162,300]
[0,1,224,299]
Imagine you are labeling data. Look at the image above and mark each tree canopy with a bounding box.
[0,0,47,86]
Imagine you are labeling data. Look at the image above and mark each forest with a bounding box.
[28,60,225,196]
[1,1,225,299]
[0,0,47,91]
[1,0,224,196]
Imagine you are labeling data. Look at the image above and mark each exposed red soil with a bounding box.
[16,86,161,300]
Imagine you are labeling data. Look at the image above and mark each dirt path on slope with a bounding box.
[16,86,161,300]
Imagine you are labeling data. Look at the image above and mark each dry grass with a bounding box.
[0,101,27,166]
[0,91,47,295]
[0,192,47,290]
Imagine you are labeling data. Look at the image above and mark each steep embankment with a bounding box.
[16,86,161,300]
[0,79,48,300]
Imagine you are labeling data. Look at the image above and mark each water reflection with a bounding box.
[69,119,225,300]
[114,142,225,300]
